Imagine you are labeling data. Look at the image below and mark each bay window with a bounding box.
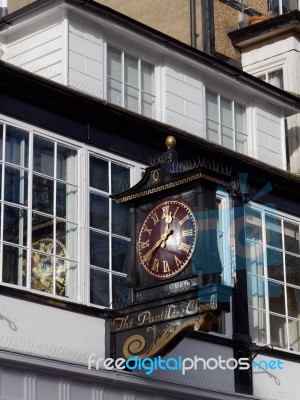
[205,89,248,155]
[107,46,155,118]
[0,119,143,307]
[246,205,300,352]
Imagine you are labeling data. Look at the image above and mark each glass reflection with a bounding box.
[33,136,54,177]
[268,280,285,315]
[90,193,109,231]
[0,124,2,160]
[287,286,300,319]
[284,221,299,254]
[90,268,109,307]
[5,126,29,167]
[270,314,287,349]
[266,215,282,249]
[90,157,108,192]
[112,238,130,274]
[2,245,26,286]
[285,254,300,286]
[55,259,77,298]
[3,205,27,246]
[4,166,28,206]
[112,274,128,305]
[57,145,77,184]
[90,230,109,268]
[32,213,54,249]
[56,182,78,222]
[31,251,53,292]
[111,163,130,194]
[56,220,78,261]
[112,200,129,237]
[267,248,283,281]
[245,208,262,242]
[32,175,54,214]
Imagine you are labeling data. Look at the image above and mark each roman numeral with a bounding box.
[182,229,193,237]
[173,206,179,217]
[179,242,191,253]
[151,212,159,225]
[174,255,182,266]
[140,239,149,250]
[179,214,190,226]
[162,206,169,219]
[151,258,159,272]
[143,225,152,235]
[163,260,171,273]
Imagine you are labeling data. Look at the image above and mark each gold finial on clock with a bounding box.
[165,135,176,150]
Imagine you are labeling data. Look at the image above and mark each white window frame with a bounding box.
[246,202,300,352]
[0,114,145,307]
[204,87,248,155]
[105,43,157,118]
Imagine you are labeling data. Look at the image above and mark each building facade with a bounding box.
[0,1,300,399]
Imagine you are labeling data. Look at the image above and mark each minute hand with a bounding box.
[142,228,172,263]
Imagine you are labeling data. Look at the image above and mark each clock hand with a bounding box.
[142,213,173,263]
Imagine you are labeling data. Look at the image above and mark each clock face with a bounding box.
[138,200,197,280]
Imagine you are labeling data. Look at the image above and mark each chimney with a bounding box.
[0,0,8,19]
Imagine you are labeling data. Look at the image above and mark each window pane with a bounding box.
[221,126,233,149]
[141,92,155,118]
[270,314,287,349]
[112,238,130,273]
[125,85,139,112]
[247,275,265,310]
[289,319,300,352]
[285,254,300,285]
[4,205,27,246]
[56,220,77,261]
[107,77,122,106]
[207,120,219,143]
[90,157,108,192]
[57,145,77,184]
[32,214,54,248]
[287,286,300,318]
[56,182,78,222]
[0,124,3,160]
[33,136,54,177]
[2,245,27,286]
[111,163,130,194]
[56,259,78,299]
[268,69,283,89]
[220,97,232,128]
[235,104,245,133]
[107,47,121,80]
[284,221,299,254]
[4,166,28,206]
[5,126,29,167]
[112,201,129,237]
[0,164,2,199]
[245,208,262,242]
[267,248,283,281]
[206,91,218,121]
[90,193,109,231]
[32,175,54,215]
[90,268,109,307]
[249,308,267,344]
[246,243,264,275]
[112,274,128,305]
[266,215,282,248]
[141,61,154,93]
[90,231,109,268]
[236,131,248,154]
[124,54,138,87]
[268,280,285,315]
[31,251,54,293]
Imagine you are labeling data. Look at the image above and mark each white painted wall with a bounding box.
[0,295,105,364]
[3,10,64,83]
[253,354,300,400]
[68,11,104,98]
[254,101,285,169]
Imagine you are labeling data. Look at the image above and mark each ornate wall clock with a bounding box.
[138,200,197,280]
